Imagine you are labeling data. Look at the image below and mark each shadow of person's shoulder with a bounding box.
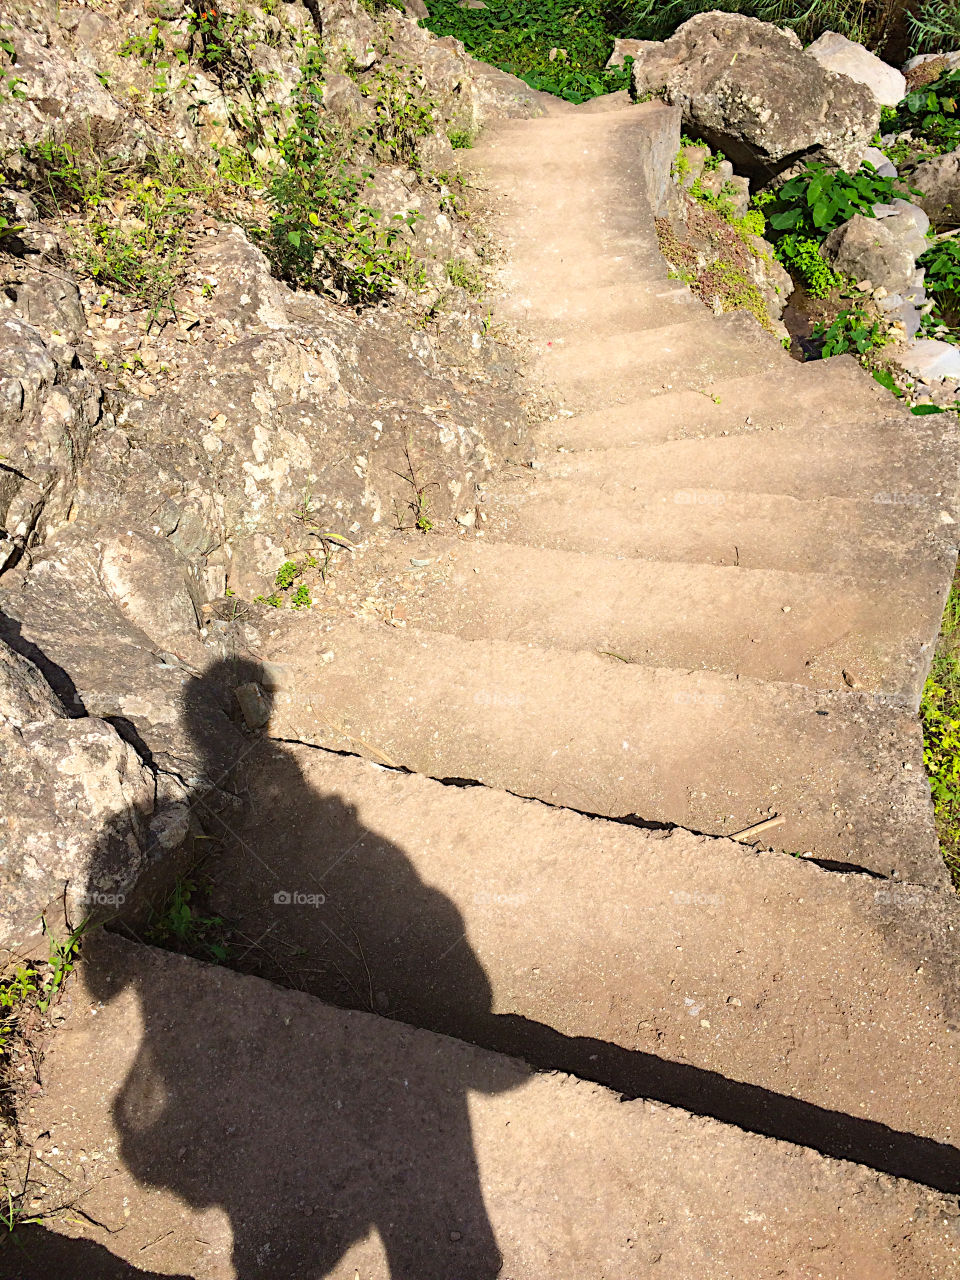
[0,1223,192,1280]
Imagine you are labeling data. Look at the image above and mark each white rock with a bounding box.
[894,339,960,383]
[863,145,897,178]
[806,31,906,107]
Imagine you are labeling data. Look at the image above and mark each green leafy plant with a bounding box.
[263,43,423,302]
[772,232,843,297]
[761,162,911,239]
[145,872,231,963]
[812,306,882,357]
[909,0,960,53]
[920,237,960,318]
[0,30,24,99]
[888,66,960,154]
[357,64,436,168]
[275,560,301,590]
[447,128,475,149]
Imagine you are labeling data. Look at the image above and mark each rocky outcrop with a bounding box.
[0,637,161,954]
[630,13,880,181]
[804,31,906,107]
[0,0,544,954]
[911,148,960,227]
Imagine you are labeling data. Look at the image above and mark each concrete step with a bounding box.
[534,355,897,448]
[492,277,701,339]
[368,536,941,700]
[261,618,946,885]
[537,312,791,409]
[538,414,960,506]
[483,476,959,582]
[205,743,960,1189]
[19,933,960,1279]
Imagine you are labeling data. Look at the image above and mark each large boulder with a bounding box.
[821,211,925,297]
[911,148,960,227]
[804,31,906,107]
[630,13,880,181]
[0,638,159,955]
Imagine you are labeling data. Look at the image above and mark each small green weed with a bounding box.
[445,257,482,295]
[812,306,883,357]
[275,560,301,591]
[393,441,439,532]
[145,872,231,963]
[0,30,24,100]
[920,237,960,320]
[447,128,475,150]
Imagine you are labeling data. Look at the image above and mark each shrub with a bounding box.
[772,232,843,297]
[888,65,960,155]
[753,162,914,296]
[263,44,423,302]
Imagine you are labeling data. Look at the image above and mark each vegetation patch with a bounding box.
[922,575,960,889]
[424,0,633,103]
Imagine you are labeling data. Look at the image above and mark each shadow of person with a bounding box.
[78,656,523,1280]
[0,1223,193,1280]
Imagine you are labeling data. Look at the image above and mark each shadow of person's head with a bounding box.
[76,654,519,1278]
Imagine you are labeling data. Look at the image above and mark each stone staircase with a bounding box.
[15,99,960,1278]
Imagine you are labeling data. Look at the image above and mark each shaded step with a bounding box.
[208,742,960,1183]
[535,355,895,449]
[538,312,791,408]
[370,536,939,700]
[23,933,960,1279]
[262,618,947,885]
[484,477,959,583]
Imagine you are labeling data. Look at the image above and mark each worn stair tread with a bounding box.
[492,277,701,338]
[534,355,901,448]
[537,416,960,507]
[537,312,792,407]
[209,742,960,1178]
[483,478,959,580]
[367,535,942,700]
[261,617,945,886]
[21,933,960,1279]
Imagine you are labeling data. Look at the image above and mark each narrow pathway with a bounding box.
[23,97,960,1278]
